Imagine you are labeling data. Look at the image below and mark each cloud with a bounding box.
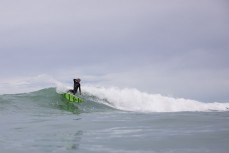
[0,0,228,101]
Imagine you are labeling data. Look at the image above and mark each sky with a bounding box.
[0,0,229,102]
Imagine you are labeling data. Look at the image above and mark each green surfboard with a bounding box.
[62,92,84,103]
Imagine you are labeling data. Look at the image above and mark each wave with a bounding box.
[1,79,229,113]
[41,85,229,113]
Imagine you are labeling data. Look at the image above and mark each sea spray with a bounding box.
[0,74,68,95]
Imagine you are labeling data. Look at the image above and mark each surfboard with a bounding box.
[62,92,84,103]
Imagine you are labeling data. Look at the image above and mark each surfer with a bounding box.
[68,78,81,95]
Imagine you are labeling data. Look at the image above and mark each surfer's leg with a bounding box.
[73,88,77,95]
[73,87,79,95]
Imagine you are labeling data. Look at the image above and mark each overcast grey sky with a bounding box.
[0,0,229,102]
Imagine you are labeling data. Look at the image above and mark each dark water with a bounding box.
[0,88,229,153]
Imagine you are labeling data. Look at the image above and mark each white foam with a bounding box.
[84,86,229,112]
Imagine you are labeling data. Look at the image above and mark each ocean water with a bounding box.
[1,87,229,153]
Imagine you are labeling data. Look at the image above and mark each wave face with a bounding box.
[0,86,229,113]
[0,88,114,114]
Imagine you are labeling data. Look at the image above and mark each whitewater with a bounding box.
[83,86,229,113]
[1,75,229,153]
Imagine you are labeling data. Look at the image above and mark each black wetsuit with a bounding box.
[73,81,81,95]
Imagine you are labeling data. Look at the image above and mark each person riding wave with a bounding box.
[68,78,81,95]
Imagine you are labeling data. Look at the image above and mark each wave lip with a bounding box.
[84,86,229,113]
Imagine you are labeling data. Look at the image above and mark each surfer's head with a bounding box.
[74,78,81,82]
